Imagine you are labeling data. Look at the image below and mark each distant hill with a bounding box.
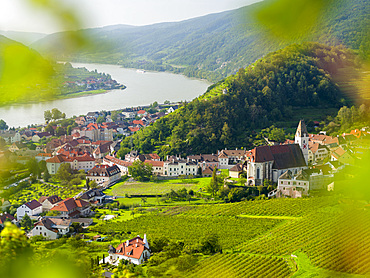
[118,42,358,156]
[0,30,47,45]
[32,0,369,82]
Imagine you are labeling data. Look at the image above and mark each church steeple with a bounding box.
[296,119,308,138]
[295,120,309,164]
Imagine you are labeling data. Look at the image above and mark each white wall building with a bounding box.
[16,200,43,221]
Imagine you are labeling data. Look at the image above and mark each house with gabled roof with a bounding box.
[16,199,43,221]
[80,189,106,204]
[38,195,62,212]
[105,234,150,265]
[277,170,310,198]
[30,217,71,239]
[0,213,16,227]
[331,146,356,165]
[87,164,121,186]
[50,198,91,218]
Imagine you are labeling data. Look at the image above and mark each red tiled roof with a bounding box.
[46,154,68,164]
[51,198,77,212]
[104,155,132,167]
[115,236,148,259]
[128,127,140,132]
[72,154,95,162]
[137,110,146,114]
[133,120,145,126]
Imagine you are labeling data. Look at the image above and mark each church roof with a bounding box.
[251,144,306,169]
[296,120,308,138]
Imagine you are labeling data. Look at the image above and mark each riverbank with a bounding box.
[54,85,126,100]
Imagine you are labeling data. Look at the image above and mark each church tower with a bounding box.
[295,120,309,164]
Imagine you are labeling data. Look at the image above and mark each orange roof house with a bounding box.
[106,235,150,265]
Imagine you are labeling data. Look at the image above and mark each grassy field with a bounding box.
[104,177,212,196]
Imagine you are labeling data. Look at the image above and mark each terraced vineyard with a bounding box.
[187,253,294,278]
[91,215,283,249]
[89,197,370,277]
[163,196,339,217]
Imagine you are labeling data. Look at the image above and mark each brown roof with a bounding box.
[251,144,306,169]
[0,213,15,224]
[229,163,243,172]
[50,198,89,213]
[46,195,62,205]
[46,155,68,164]
[24,199,42,210]
[143,160,164,167]
[221,149,245,157]
[87,165,121,177]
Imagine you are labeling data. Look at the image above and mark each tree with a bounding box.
[199,234,222,255]
[44,110,52,123]
[27,158,39,177]
[0,119,8,130]
[220,122,231,146]
[51,108,63,121]
[43,168,51,182]
[55,126,66,136]
[128,160,153,182]
[207,168,220,197]
[20,214,32,231]
[56,163,73,182]
[96,116,105,124]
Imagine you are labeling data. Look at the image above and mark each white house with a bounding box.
[105,235,150,265]
[17,200,43,221]
[163,160,198,177]
[277,170,310,198]
[30,217,71,240]
[86,165,121,186]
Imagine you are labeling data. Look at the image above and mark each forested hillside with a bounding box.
[119,43,358,157]
[32,0,369,82]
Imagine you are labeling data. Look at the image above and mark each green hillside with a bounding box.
[118,42,358,157]
[32,0,369,82]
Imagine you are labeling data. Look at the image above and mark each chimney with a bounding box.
[126,240,129,247]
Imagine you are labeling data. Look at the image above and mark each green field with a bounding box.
[104,177,212,196]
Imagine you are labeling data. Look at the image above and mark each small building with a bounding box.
[80,188,106,204]
[17,200,43,221]
[229,163,243,178]
[87,165,121,186]
[38,195,62,212]
[277,170,309,198]
[30,217,71,240]
[0,213,16,227]
[105,235,150,265]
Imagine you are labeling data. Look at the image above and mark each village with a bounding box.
[0,102,368,268]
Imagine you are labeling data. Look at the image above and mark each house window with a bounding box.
[257,168,260,179]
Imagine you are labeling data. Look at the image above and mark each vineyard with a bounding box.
[90,214,284,249]
[162,196,339,217]
[187,253,293,278]
[88,197,370,277]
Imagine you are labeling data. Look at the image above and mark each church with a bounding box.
[244,120,309,186]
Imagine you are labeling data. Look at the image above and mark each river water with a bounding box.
[0,63,211,128]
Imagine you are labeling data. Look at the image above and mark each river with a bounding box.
[0,63,211,128]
